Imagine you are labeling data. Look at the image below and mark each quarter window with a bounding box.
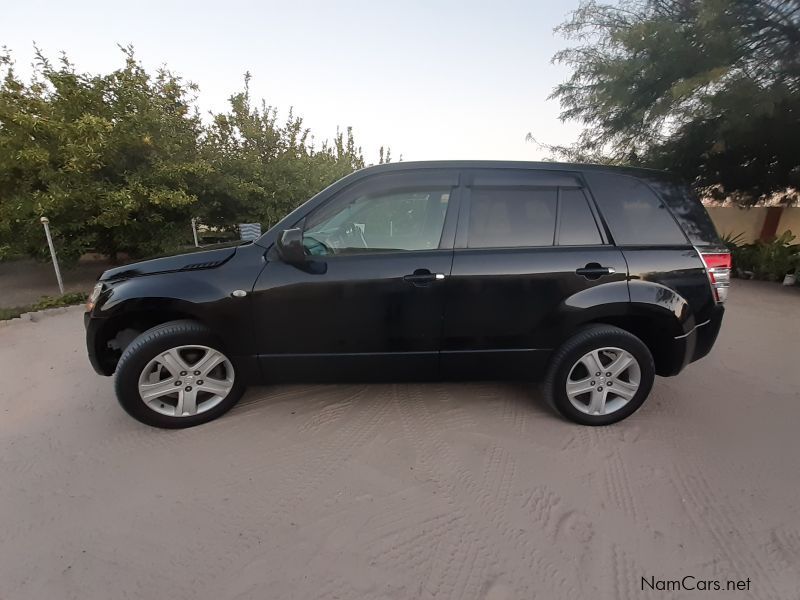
[584,172,687,245]
[303,188,450,255]
[467,188,557,248]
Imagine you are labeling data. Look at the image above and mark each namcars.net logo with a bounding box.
[642,575,752,592]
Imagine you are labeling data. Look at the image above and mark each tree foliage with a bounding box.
[549,0,800,203]
[198,73,364,230]
[0,47,367,261]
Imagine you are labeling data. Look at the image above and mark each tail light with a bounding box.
[700,251,731,303]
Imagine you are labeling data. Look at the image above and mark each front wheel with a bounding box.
[114,320,245,428]
[543,325,655,426]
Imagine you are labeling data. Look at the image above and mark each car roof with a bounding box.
[354,160,676,181]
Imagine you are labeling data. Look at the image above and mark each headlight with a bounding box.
[86,283,103,312]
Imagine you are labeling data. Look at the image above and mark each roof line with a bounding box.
[357,160,673,178]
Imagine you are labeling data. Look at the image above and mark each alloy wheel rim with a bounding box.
[137,345,234,417]
[565,347,641,416]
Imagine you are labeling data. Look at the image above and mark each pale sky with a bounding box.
[3,0,583,163]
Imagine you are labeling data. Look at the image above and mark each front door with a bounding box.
[251,170,460,381]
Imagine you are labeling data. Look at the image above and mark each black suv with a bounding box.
[85,161,728,428]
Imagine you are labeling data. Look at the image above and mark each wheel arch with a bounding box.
[584,313,683,376]
[558,281,694,377]
[90,300,210,375]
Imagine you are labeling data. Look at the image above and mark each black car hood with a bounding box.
[100,246,238,282]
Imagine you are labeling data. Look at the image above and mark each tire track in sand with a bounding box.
[670,465,783,600]
[393,384,503,600]
[601,449,639,521]
[392,384,589,600]
[190,385,394,596]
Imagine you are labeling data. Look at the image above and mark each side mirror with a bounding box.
[277,228,306,265]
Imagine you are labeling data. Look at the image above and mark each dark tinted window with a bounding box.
[647,179,721,246]
[468,188,557,248]
[583,172,687,245]
[557,189,602,245]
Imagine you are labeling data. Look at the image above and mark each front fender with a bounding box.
[86,244,266,376]
[87,273,251,375]
[97,274,223,318]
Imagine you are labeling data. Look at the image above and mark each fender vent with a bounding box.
[181,260,225,271]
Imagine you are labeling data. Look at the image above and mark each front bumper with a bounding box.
[85,312,112,376]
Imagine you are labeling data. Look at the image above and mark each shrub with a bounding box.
[0,291,88,321]
[726,231,799,281]
[31,291,88,310]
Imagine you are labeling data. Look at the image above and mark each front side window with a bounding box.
[303,187,450,255]
[467,188,557,248]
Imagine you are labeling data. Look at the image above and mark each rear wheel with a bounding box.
[543,325,655,425]
[115,320,245,428]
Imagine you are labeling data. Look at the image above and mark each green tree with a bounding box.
[198,74,365,230]
[548,0,800,203]
[0,46,206,261]
[0,48,373,262]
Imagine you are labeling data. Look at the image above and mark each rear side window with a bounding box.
[646,179,722,246]
[468,188,557,248]
[557,189,602,245]
[583,172,687,245]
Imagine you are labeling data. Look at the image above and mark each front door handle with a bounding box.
[575,263,616,280]
[403,269,446,286]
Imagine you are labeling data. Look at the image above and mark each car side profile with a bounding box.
[85,161,728,428]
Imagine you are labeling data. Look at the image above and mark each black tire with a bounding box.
[114,320,245,428]
[542,324,655,426]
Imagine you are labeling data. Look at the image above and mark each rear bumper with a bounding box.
[689,305,725,363]
[663,304,724,376]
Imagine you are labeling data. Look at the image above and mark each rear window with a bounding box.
[583,172,687,245]
[468,188,557,248]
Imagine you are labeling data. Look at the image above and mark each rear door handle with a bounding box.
[403,269,445,286]
[575,264,616,280]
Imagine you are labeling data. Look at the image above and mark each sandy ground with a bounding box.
[0,280,798,600]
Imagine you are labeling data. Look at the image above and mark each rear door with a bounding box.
[441,169,629,380]
[581,171,716,323]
